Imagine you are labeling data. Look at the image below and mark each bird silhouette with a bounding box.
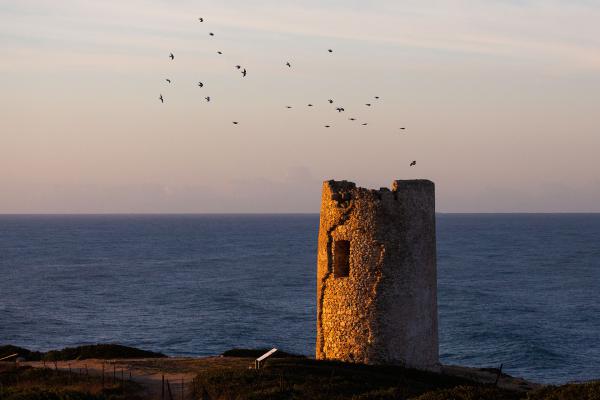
[328,99,334,104]
[325,125,331,128]
[374,96,380,99]
[365,103,372,107]
[198,82,204,87]
[286,62,291,67]
[205,96,210,102]
[235,65,241,69]
[362,123,368,126]
[198,17,204,22]
[241,69,247,77]
[169,53,174,60]
[159,94,164,103]
[217,51,222,55]
[232,121,239,125]
[349,117,356,121]
[286,106,292,109]
[336,107,345,112]
[165,79,171,83]
[328,49,333,53]
[399,127,406,130]
[410,161,416,166]
[209,32,214,36]
[308,104,313,107]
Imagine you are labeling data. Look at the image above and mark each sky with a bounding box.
[1,0,600,213]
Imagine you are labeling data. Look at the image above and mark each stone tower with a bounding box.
[316,179,438,369]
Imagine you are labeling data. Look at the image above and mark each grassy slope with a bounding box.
[0,365,144,400]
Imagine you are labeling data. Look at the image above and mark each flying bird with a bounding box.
[362,123,368,126]
[399,127,406,130]
[232,121,239,125]
[165,79,171,83]
[328,49,333,53]
[241,69,247,77]
[205,96,210,102]
[169,53,174,60]
[336,107,345,112]
[286,62,291,67]
[159,94,164,103]
[198,17,204,22]
[325,125,331,128]
[374,96,380,99]
[217,51,222,55]
[286,106,292,109]
[410,160,416,166]
[235,65,241,69]
[198,82,204,87]
[209,32,214,36]
[328,99,334,104]
[349,117,356,121]
[307,104,313,107]
[365,103,372,107]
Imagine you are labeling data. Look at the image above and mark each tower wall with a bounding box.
[316,179,438,369]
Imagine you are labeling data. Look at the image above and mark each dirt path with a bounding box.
[24,356,251,399]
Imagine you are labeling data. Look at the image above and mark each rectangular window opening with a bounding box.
[333,240,350,278]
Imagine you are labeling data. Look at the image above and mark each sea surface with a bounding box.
[1,214,599,384]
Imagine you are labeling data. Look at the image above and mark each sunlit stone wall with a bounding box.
[316,179,439,369]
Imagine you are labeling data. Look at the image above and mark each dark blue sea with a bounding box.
[1,214,599,384]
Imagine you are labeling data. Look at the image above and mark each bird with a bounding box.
[198,82,204,87]
[205,96,210,102]
[286,106,292,109]
[165,79,171,83]
[169,53,174,60]
[241,69,247,77]
[286,62,291,67]
[349,117,356,121]
[232,121,239,125]
[336,107,345,112]
[325,125,331,128]
[307,104,313,107]
[159,94,164,103]
[328,49,333,53]
[410,160,416,166]
[328,99,334,104]
[209,32,214,36]
[365,103,372,107]
[399,127,406,130]
[235,65,241,69]
[374,96,380,99]
[198,17,204,22]
[217,51,223,55]
[362,123,368,126]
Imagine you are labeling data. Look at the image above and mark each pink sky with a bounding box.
[2,1,600,212]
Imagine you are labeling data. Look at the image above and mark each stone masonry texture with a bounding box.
[316,179,439,369]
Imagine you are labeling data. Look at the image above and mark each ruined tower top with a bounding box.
[316,179,438,369]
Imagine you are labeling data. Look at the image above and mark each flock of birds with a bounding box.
[158,17,417,167]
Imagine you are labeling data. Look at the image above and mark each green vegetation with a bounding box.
[0,347,43,362]
[191,358,521,400]
[525,381,600,400]
[191,357,600,400]
[0,344,165,362]
[0,365,143,400]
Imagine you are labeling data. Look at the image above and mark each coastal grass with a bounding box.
[191,358,521,400]
[0,364,143,400]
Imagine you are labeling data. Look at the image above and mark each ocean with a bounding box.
[1,214,599,384]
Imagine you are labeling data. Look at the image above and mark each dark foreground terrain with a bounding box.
[2,345,599,399]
